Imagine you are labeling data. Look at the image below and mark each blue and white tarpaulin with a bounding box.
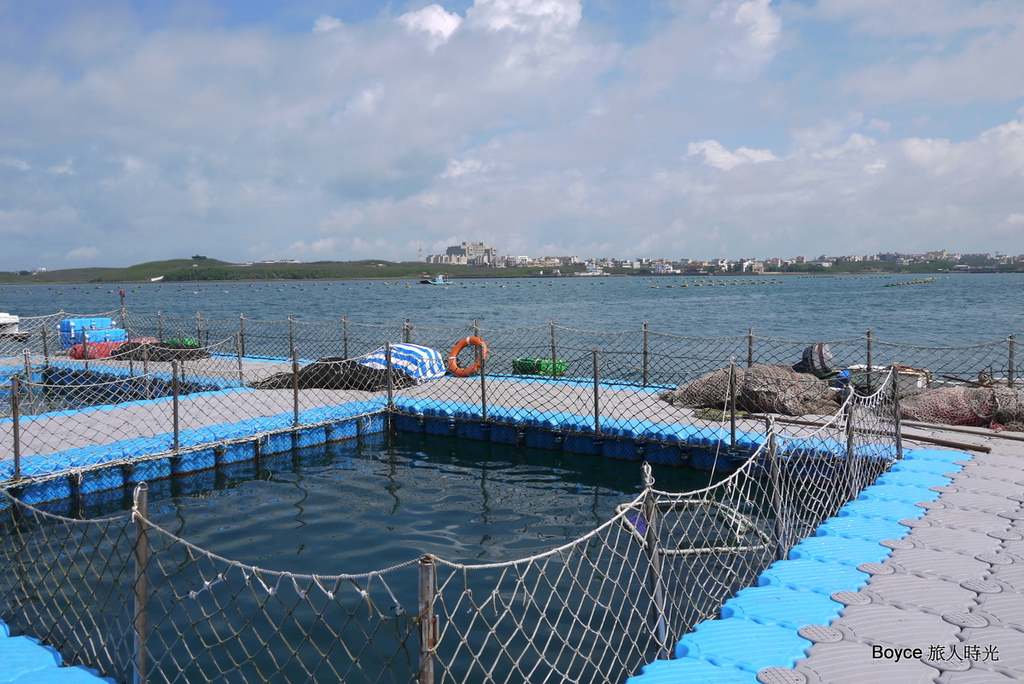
[358,344,447,384]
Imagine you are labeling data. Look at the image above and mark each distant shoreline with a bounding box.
[1,260,1017,286]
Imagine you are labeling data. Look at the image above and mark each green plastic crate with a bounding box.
[512,357,566,377]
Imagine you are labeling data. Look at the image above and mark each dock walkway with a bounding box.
[627,426,1024,683]
[8,354,1024,682]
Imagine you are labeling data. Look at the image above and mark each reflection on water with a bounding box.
[4,273,1022,346]
[83,431,717,575]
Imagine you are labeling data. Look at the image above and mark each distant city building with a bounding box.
[425,253,468,266]
[443,241,499,266]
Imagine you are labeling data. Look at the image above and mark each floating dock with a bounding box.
[4,353,1024,682]
[627,426,1024,683]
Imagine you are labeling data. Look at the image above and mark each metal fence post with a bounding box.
[865,330,874,393]
[22,351,33,410]
[729,361,737,452]
[890,366,903,460]
[385,342,394,410]
[550,319,557,369]
[747,327,755,368]
[640,463,669,660]
[844,399,857,500]
[157,312,163,342]
[41,325,50,365]
[133,483,150,684]
[236,334,244,384]
[342,315,349,359]
[171,361,180,452]
[1009,334,1016,388]
[143,346,152,400]
[291,347,300,428]
[11,377,21,480]
[592,350,600,434]
[288,315,295,359]
[642,322,649,387]
[195,312,202,347]
[766,417,786,560]
[418,555,438,684]
[404,319,412,344]
[239,314,246,358]
[479,350,488,421]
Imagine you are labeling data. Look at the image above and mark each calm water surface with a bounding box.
[7,272,1023,569]
[114,432,713,573]
[3,273,1022,346]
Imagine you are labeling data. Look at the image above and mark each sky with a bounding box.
[1,0,1023,271]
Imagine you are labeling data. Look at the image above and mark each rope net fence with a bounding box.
[0,308,1011,682]
[0,308,1018,484]
[0,374,900,684]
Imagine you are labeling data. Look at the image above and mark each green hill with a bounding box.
[0,258,564,283]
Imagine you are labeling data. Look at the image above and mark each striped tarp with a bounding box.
[358,344,447,384]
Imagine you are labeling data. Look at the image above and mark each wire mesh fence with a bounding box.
[0,308,1019,486]
[0,372,901,684]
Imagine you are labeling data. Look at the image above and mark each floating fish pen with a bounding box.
[3,309,1017,683]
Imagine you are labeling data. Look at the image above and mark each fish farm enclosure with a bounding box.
[1,307,1019,683]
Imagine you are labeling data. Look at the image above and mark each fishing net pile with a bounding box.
[251,358,415,391]
[663,364,840,416]
[900,385,1024,431]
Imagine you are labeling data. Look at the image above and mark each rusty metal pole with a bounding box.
[479,350,488,421]
[766,417,786,560]
[291,347,300,428]
[385,342,394,410]
[890,366,904,460]
[171,361,180,452]
[342,315,349,359]
[1008,334,1016,388]
[641,463,669,659]
[133,483,150,684]
[417,555,438,684]
[865,330,874,394]
[550,319,557,370]
[11,377,21,480]
[239,314,246,358]
[642,322,650,387]
[729,361,738,451]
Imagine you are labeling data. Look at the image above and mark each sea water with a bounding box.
[3,272,1022,346]
[126,432,716,574]
[4,272,1022,567]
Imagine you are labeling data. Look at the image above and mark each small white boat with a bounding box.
[150,276,164,282]
[0,312,29,342]
[419,274,455,286]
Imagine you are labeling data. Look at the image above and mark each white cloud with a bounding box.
[467,0,582,36]
[442,158,493,179]
[65,247,100,261]
[1,158,30,171]
[688,140,777,170]
[49,159,75,176]
[0,0,1022,271]
[708,0,782,80]
[312,15,343,34]
[791,113,865,153]
[900,137,955,173]
[399,5,462,51]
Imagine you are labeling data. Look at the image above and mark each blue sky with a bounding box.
[1,0,1022,271]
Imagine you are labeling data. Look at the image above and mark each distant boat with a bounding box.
[150,276,164,282]
[419,274,455,286]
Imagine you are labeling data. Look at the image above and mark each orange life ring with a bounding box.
[448,336,489,377]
